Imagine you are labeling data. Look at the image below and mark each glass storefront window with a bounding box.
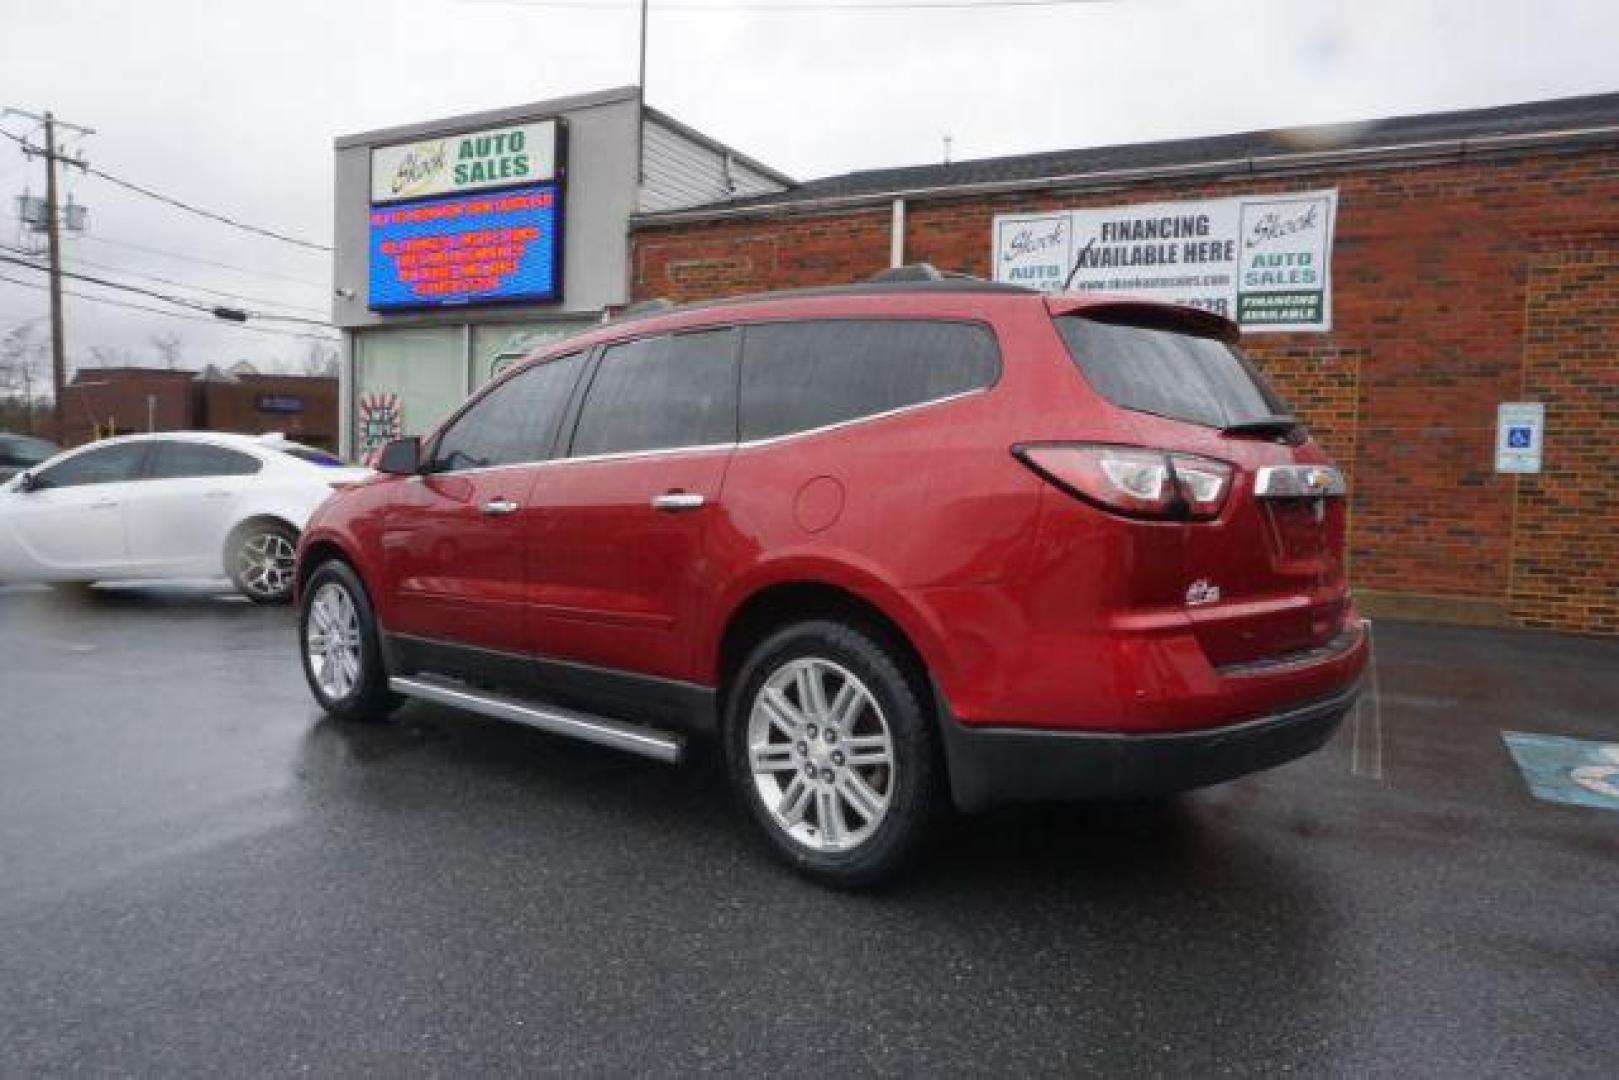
[354,327,466,461]
[472,321,590,387]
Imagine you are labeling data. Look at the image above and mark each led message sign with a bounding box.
[367,184,561,310]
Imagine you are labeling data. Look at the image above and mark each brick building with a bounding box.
[629,94,1619,637]
[59,366,338,449]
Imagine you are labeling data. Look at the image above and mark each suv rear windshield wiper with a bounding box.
[1222,415,1302,439]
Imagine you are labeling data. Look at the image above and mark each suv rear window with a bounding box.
[1055,313,1288,429]
[740,319,1000,441]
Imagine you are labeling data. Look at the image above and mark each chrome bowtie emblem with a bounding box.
[1185,579,1221,606]
[1305,467,1331,493]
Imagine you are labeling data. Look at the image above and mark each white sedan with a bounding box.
[0,432,368,603]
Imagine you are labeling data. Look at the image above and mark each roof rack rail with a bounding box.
[622,297,677,316]
[868,263,946,283]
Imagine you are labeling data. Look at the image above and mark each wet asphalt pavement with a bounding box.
[0,584,1615,1077]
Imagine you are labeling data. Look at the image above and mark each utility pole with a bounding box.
[3,107,93,440]
[42,113,68,439]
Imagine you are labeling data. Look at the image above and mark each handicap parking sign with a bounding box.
[1496,402,1544,473]
[1503,732,1619,811]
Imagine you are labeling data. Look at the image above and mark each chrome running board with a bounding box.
[389,676,684,764]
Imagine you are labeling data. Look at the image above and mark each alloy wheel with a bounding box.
[747,657,896,853]
[236,530,295,599]
[305,581,363,701]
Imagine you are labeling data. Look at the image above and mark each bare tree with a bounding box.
[88,344,139,368]
[0,322,50,433]
[298,340,339,379]
[150,331,184,370]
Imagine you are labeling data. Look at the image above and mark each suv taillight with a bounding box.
[1013,443,1233,520]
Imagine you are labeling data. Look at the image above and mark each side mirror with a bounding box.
[16,470,40,493]
[375,437,422,476]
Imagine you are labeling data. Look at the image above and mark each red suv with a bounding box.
[296,270,1366,887]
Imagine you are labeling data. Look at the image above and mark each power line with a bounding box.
[84,163,333,254]
[463,0,1113,10]
[0,126,331,254]
[0,313,46,334]
[1,240,328,316]
[80,232,328,288]
[0,217,330,290]
[68,254,328,317]
[1,251,227,315]
[0,253,336,331]
[1,108,92,433]
[0,272,337,342]
[0,138,32,185]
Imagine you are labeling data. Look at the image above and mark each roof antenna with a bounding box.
[942,133,953,166]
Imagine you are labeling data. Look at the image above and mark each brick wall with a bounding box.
[56,370,338,452]
[1513,242,1619,632]
[59,369,197,444]
[200,374,338,450]
[631,146,1619,635]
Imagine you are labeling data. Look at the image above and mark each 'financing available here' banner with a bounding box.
[992,189,1338,333]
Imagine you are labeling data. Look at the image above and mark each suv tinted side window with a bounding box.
[148,441,262,479]
[740,319,1000,441]
[569,330,739,457]
[34,443,147,489]
[431,352,585,473]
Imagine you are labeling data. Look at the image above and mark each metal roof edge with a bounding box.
[640,106,796,188]
[334,85,641,149]
[630,123,1619,228]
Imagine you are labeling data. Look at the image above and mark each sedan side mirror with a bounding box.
[15,470,40,493]
[376,437,422,476]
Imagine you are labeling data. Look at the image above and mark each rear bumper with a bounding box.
[938,679,1359,812]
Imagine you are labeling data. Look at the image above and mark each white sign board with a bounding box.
[371,119,559,204]
[992,189,1338,333]
[1496,402,1545,474]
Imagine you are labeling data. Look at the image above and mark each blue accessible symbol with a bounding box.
[1506,426,1533,449]
[1502,733,1619,811]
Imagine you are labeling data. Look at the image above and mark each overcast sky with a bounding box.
[1,0,1615,376]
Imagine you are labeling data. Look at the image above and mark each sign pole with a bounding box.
[636,0,649,186]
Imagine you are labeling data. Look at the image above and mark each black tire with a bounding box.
[298,559,400,722]
[228,520,299,604]
[725,619,942,890]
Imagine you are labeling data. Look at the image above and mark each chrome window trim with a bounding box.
[731,386,988,452]
[408,458,563,482]
[555,385,990,466]
[552,442,736,468]
[402,386,990,478]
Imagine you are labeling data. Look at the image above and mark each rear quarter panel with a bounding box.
[695,299,1094,687]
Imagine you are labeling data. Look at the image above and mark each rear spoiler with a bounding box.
[1044,296,1241,345]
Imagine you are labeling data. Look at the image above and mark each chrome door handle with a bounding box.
[204,490,232,499]
[651,492,705,512]
[480,498,520,516]
[89,500,120,510]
